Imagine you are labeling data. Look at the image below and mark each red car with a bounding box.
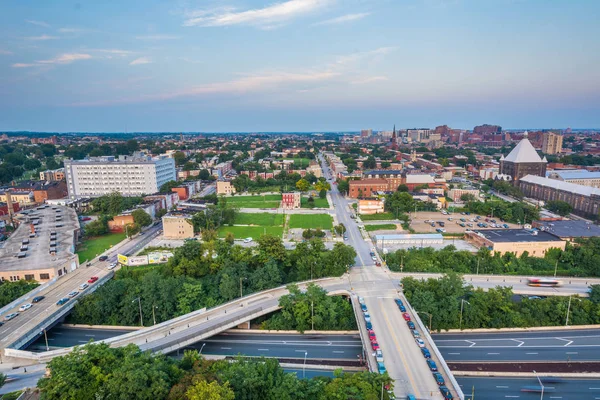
[370,334,378,342]
[87,276,99,284]
[402,313,411,321]
[371,341,379,350]
[375,262,381,267]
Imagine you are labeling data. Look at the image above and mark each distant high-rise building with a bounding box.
[542,132,563,154]
[361,129,373,137]
[473,124,502,135]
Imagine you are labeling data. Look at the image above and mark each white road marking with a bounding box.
[526,352,538,355]
[487,352,500,355]
[220,347,231,350]
[333,351,344,354]
[257,348,269,351]
[466,340,476,347]
[511,339,525,347]
[496,385,509,388]
[448,353,461,355]
[566,352,578,354]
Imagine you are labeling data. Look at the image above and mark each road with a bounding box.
[457,376,600,400]
[319,154,450,399]
[26,327,363,361]
[434,329,600,362]
[0,224,162,351]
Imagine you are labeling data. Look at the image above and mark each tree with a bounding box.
[0,373,5,388]
[126,139,140,153]
[319,189,327,199]
[296,178,310,192]
[225,232,235,244]
[186,380,235,400]
[84,217,109,237]
[125,223,141,237]
[546,200,573,217]
[334,224,346,236]
[336,179,349,195]
[132,209,152,227]
[173,151,187,166]
[160,180,180,194]
[460,193,476,203]
[199,169,211,180]
[385,191,416,217]
[183,161,197,171]
[23,158,41,171]
[363,156,377,169]
[397,184,409,192]
[381,161,391,169]
[314,180,331,192]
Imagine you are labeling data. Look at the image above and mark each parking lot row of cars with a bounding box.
[393,298,453,400]
[2,275,101,325]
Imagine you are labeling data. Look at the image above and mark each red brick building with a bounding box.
[281,192,301,209]
[348,179,388,198]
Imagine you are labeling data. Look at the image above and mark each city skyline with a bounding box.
[1,0,599,131]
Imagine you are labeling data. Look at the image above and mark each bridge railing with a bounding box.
[6,271,115,350]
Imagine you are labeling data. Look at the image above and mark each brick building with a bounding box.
[348,179,388,198]
[162,214,194,239]
[281,192,301,209]
[499,134,547,184]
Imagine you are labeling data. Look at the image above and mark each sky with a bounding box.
[0,0,599,132]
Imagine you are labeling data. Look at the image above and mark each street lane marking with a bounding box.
[511,339,525,347]
[221,347,232,350]
[333,351,344,354]
[526,352,538,355]
[448,353,460,355]
[566,352,578,354]
[487,352,500,355]
[496,386,508,388]
[257,348,269,351]
[294,350,307,352]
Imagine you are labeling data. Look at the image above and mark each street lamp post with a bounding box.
[533,370,544,400]
[311,301,314,331]
[417,311,433,332]
[303,351,308,378]
[565,296,580,326]
[554,260,559,277]
[152,304,158,326]
[42,328,49,351]
[476,258,480,275]
[199,342,206,354]
[132,297,143,326]
[459,299,470,330]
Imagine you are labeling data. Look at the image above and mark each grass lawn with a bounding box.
[364,224,397,232]
[360,212,396,221]
[77,233,127,263]
[280,158,312,168]
[218,225,284,240]
[288,214,333,230]
[226,194,282,208]
[301,196,329,208]
[234,213,284,226]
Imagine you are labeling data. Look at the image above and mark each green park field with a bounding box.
[218,226,284,240]
[226,194,282,208]
[288,214,333,230]
[301,196,329,208]
[77,233,127,263]
[233,212,285,226]
[364,224,397,232]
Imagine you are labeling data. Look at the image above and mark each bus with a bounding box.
[527,278,563,287]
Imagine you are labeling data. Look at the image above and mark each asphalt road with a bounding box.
[0,225,161,350]
[434,329,600,362]
[457,376,600,400]
[26,326,134,351]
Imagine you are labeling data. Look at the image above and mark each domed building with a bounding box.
[499,132,547,184]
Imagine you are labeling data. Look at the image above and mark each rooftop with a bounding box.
[349,179,388,185]
[0,205,79,272]
[503,137,545,163]
[520,175,600,197]
[374,233,443,240]
[534,220,600,238]
[547,169,600,180]
[472,229,564,243]
[365,170,403,176]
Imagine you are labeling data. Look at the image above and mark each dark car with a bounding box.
[394,299,403,307]
[366,321,373,330]
[433,372,445,386]
[399,305,406,312]
[56,298,70,306]
[99,255,108,261]
[421,348,431,358]
[427,359,438,371]
[32,296,45,303]
[439,386,453,399]
[407,321,415,330]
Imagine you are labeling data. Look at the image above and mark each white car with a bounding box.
[4,313,19,321]
[18,303,33,312]
[375,349,384,362]
[415,338,425,348]
[67,291,79,298]
[107,263,117,270]
[79,283,89,291]
[243,237,253,243]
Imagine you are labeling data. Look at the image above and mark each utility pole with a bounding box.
[554,259,558,277]
[311,301,314,331]
[565,295,572,326]
[152,304,157,326]
[476,258,480,275]
[132,297,143,326]
[459,299,470,330]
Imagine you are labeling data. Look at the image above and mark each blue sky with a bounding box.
[0,0,599,132]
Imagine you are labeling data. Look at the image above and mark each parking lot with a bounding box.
[409,211,521,234]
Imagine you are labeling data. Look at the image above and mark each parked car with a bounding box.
[399,305,406,312]
[366,321,373,330]
[359,296,365,305]
[4,312,19,321]
[411,330,420,338]
[88,276,99,284]
[407,321,416,330]
[32,296,45,303]
[361,304,368,312]
[433,372,445,386]
[56,298,70,306]
[377,362,386,375]
[427,359,438,371]
[394,299,403,307]
[375,349,383,362]
[415,338,425,348]
[243,237,253,243]
[402,313,411,321]
[19,303,33,312]
[371,341,380,350]
[421,348,431,358]
[79,283,89,291]
[67,291,79,298]
[440,386,453,399]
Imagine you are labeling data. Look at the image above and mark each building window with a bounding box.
[40,273,50,280]
[25,274,35,281]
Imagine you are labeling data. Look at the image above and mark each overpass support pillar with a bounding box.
[236,321,250,329]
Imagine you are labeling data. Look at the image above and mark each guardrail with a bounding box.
[350,294,374,372]
[7,271,115,350]
[407,296,465,400]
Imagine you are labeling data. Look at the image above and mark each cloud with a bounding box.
[37,53,92,64]
[333,46,397,66]
[12,63,37,68]
[26,20,51,28]
[71,69,339,106]
[91,49,134,56]
[350,76,388,84]
[183,0,331,28]
[135,34,180,40]
[26,35,59,41]
[58,27,83,33]
[130,57,152,65]
[314,12,370,26]
[0,49,13,55]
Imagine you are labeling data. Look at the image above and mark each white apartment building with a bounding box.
[64,154,176,199]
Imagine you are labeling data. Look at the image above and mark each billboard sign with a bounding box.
[148,251,173,264]
[117,254,128,265]
[127,255,149,266]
